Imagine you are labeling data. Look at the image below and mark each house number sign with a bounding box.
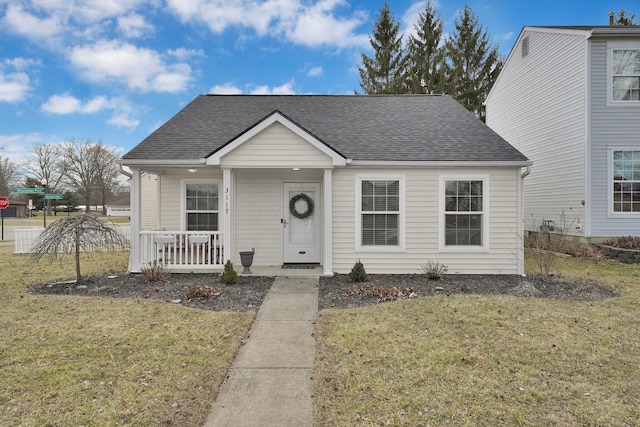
[225,187,230,214]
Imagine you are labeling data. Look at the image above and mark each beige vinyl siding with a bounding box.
[589,39,640,236]
[221,122,333,168]
[331,168,521,275]
[233,168,323,266]
[486,29,588,235]
[140,172,158,229]
[157,169,223,231]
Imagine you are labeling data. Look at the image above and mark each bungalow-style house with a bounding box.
[486,24,640,241]
[120,95,531,276]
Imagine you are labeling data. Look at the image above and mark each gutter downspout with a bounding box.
[519,165,532,276]
[118,163,133,179]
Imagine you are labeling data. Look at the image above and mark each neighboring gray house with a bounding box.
[120,95,530,275]
[486,25,640,241]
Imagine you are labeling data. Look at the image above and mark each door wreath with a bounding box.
[289,193,314,219]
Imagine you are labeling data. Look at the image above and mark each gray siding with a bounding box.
[486,29,588,235]
[589,39,640,237]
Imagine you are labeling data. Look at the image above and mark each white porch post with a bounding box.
[323,168,333,276]
[129,168,142,272]
[222,168,233,264]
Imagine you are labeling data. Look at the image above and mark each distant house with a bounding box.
[120,95,531,275]
[486,24,640,241]
[106,197,130,218]
[2,200,27,218]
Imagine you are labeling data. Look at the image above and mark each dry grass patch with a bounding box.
[0,247,253,426]
[314,252,640,426]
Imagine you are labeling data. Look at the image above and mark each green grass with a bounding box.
[0,247,253,426]
[313,252,640,426]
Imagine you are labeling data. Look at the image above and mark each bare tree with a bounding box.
[0,155,21,197]
[31,213,129,282]
[22,144,68,195]
[61,139,120,213]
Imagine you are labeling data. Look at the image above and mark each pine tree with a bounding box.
[445,5,502,121]
[358,3,407,94]
[406,1,446,94]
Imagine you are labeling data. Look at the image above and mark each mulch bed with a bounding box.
[29,272,620,312]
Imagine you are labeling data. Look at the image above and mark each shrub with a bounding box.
[604,236,640,250]
[349,260,368,282]
[141,261,169,283]
[220,260,238,285]
[420,260,448,280]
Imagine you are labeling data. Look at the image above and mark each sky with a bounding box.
[0,0,638,171]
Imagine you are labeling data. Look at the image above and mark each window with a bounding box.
[185,183,219,230]
[444,180,484,246]
[359,179,402,247]
[612,49,640,101]
[612,150,640,213]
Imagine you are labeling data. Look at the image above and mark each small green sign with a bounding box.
[45,194,63,200]
[15,188,44,194]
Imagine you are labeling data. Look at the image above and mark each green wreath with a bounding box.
[289,193,314,219]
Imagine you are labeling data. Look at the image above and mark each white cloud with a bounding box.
[68,40,192,93]
[41,94,83,114]
[209,81,297,95]
[250,81,296,95]
[2,3,64,40]
[210,83,243,94]
[167,48,205,61]
[4,57,42,70]
[0,133,48,165]
[0,71,31,103]
[307,66,323,77]
[107,112,139,129]
[117,13,154,38]
[40,93,139,129]
[166,0,369,49]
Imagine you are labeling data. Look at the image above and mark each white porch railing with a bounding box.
[139,230,224,270]
[14,225,132,254]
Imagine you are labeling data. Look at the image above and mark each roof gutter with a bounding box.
[117,158,207,168]
[348,160,533,168]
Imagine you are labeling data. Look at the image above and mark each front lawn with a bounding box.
[313,253,640,426]
[0,247,253,426]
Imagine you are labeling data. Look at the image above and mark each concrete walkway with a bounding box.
[203,276,319,427]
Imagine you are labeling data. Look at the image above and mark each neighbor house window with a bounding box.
[612,49,640,101]
[444,180,484,246]
[357,177,404,250]
[612,150,640,213]
[185,183,219,230]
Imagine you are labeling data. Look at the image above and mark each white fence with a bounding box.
[139,230,224,270]
[14,225,131,254]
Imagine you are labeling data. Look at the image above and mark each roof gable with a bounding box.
[206,111,346,167]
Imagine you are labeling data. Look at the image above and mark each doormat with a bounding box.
[282,264,320,269]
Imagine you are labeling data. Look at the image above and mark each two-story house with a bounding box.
[486,23,640,241]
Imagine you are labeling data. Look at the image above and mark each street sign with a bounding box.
[15,188,44,194]
[45,194,63,200]
[0,197,8,209]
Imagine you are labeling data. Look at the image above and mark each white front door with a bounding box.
[283,182,321,264]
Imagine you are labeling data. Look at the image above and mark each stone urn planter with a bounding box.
[239,248,256,274]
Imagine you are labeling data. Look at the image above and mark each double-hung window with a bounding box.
[611,48,640,102]
[612,150,640,213]
[357,177,404,250]
[185,183,219,231]
[443,179,485,247]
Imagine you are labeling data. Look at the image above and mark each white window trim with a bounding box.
[181,179,222,230]
[355,175,406,253]
[606,41,640,106]
[439,174,490,253]
[607,147,640,218]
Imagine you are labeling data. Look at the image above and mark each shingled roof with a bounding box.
[122,94,528,163]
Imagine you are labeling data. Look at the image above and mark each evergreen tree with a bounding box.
[406,1,446,94]
[358,3,407,94]
[445,5,502,121]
